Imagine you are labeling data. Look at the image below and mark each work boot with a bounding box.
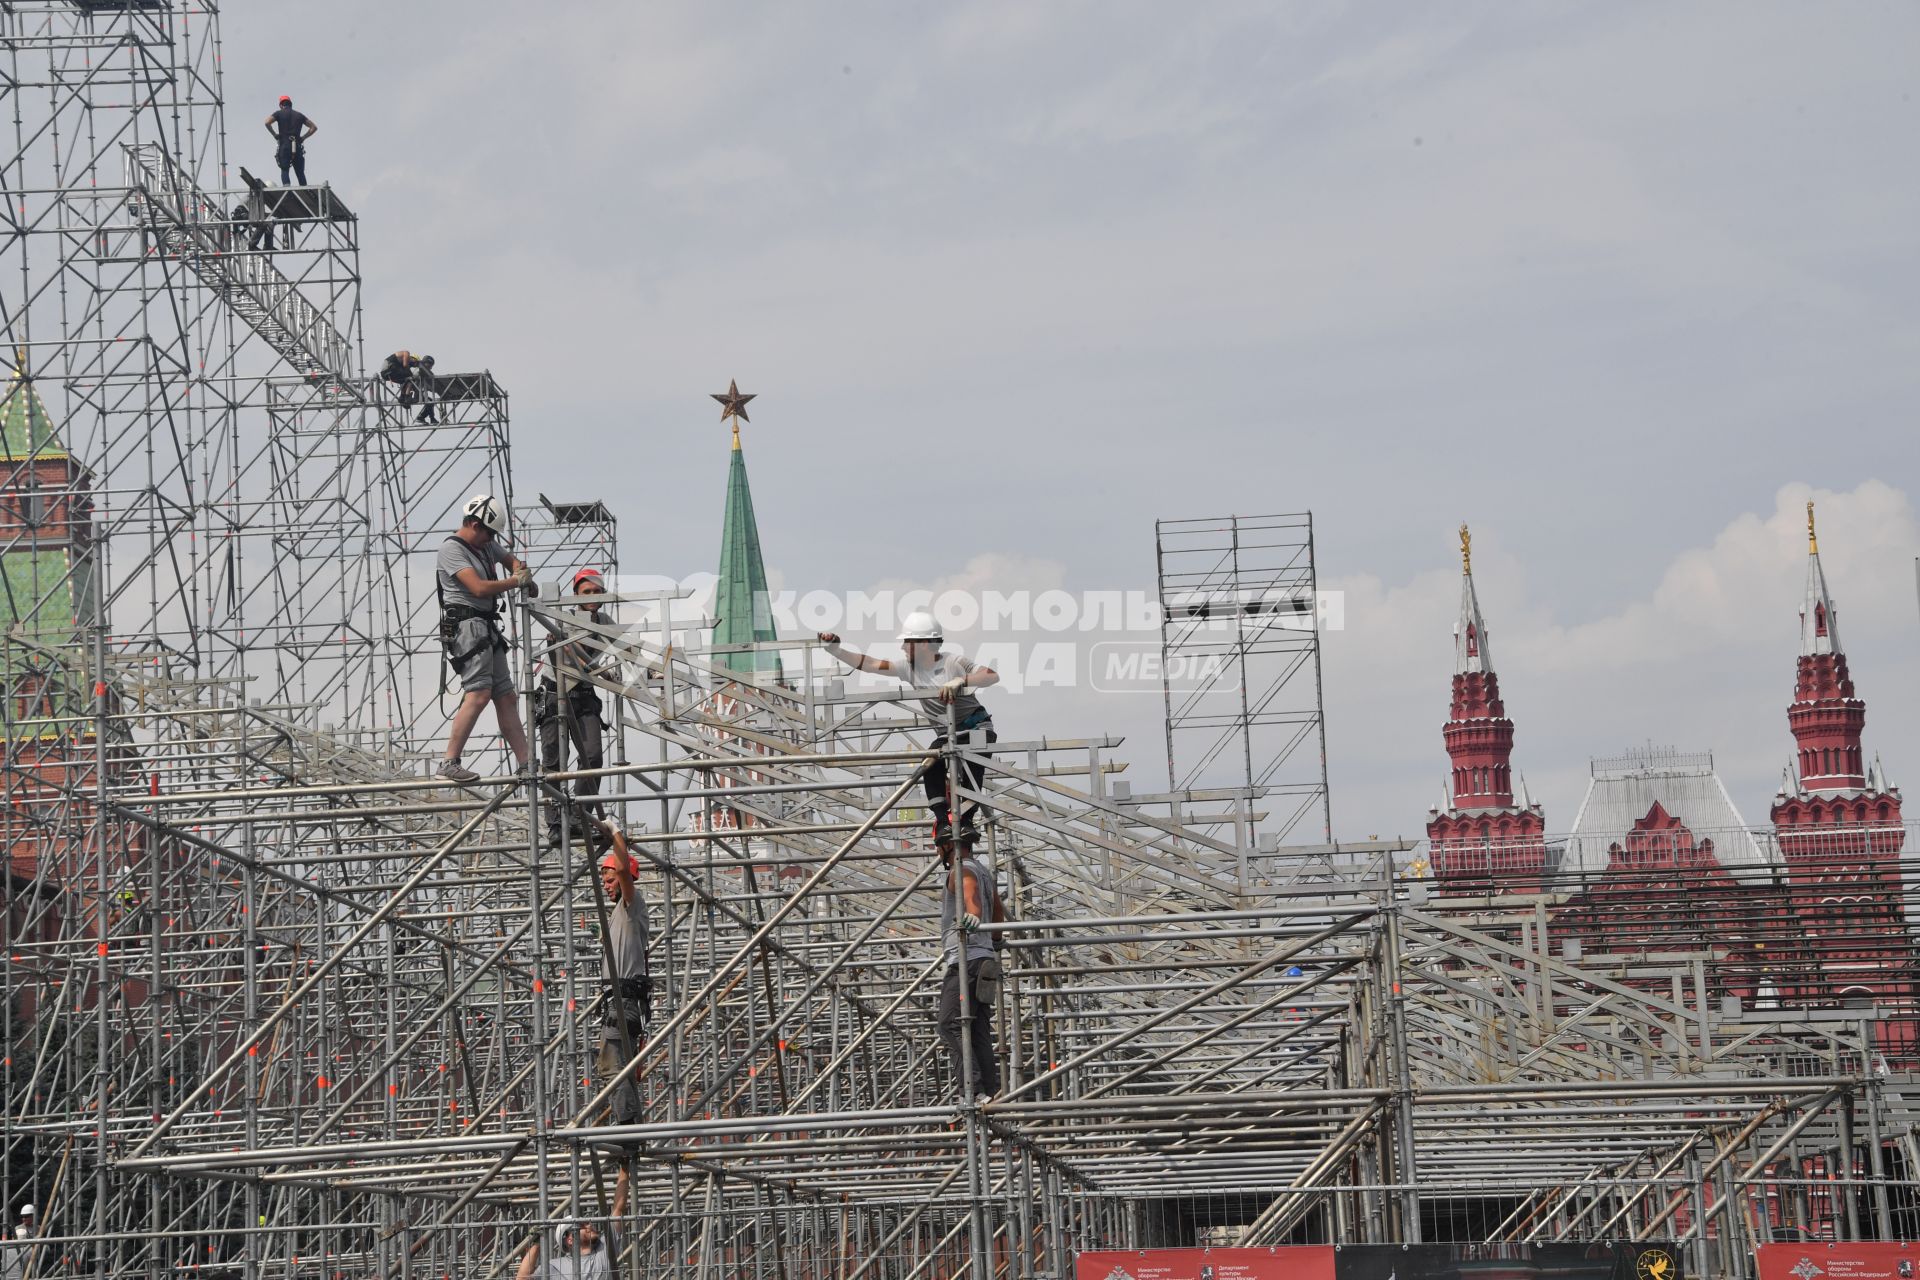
[437,760,480,784]
[957,817,980,848]
[932,817,954,855]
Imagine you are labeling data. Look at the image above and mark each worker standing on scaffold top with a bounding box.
[379,350,437,424]
[263,94,316,186]
[436,494,536,784]
[535,568,613,847]
[817,611,999,851]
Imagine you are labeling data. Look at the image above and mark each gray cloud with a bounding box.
[226,4,1920,836]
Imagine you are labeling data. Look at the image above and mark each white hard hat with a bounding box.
[463,493,506,536]
[17,1205,31,1217]
[553,1219,578,1251]
[897,611,942,642]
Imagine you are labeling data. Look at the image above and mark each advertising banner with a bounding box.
[1078,1242,1682,1280]
[1076,1245,1335,1280]
[1756,1243,1920,1280]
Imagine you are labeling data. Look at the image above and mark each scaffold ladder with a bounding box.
[122,142,361,392]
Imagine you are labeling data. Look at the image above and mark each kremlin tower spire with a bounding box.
[1427,525,1546,895]
[711,379,782,681]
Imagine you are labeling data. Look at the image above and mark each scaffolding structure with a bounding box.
[1155,512,1332,846]
[5,7,1920,1280]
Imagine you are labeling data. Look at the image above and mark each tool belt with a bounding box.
[956,708,993,733]
[440,604,504,673]
[604,975,654,1026]
[536,678,604,717]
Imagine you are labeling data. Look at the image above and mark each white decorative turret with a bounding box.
[1799,500,1842,658]
[1453,524,1493,675]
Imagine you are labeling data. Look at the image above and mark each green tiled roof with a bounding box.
[2,547,91,644]
[2,370,64,460]
[712,435,782,679]
[3,372,95,738]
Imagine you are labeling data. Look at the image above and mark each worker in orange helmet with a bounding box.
[594,821,651,1138]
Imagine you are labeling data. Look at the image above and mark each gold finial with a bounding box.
[1459,523,1472,575]
[1806,499,1817,554]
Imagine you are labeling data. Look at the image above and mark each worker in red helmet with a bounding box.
[263,94,317,186]
[535,568,613,846]
[594,821,651,1139]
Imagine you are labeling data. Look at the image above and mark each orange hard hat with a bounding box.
[599,850,639,879]
[573,568,606,591]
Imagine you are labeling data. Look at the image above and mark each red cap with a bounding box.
[279,94,291,103]
[573,568,606,591]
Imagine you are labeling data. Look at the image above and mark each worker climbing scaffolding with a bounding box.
[819,612,1008,1101]
[380,350,439,423]
[535,568,613,846]
[937,836,1006,1101]
[818,612,1000,849]
[231,167,276,254]
[512,1175,626,1280]
[591,821,652,1132]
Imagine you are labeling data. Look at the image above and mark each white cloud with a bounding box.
[1324,481,1920,840]
[755,483,1920,848]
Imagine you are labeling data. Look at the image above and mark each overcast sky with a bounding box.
[225,3,1919,841]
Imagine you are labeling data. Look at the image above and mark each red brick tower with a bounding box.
[1768,502,1911,1050]
[1427,525,1547,895]
[2,366,98,885]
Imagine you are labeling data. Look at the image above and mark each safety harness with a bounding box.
[436,536,507,695]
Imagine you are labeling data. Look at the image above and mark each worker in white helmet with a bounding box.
[513,1172,626,1280]
[817,611,999,848]
[437,494,536,783]
[1,1205,31,1280]
[822,612,1004,1099]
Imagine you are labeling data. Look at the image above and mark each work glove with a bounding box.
[512,566,534,592]
[958,912,981,933]
[939,678,966,704]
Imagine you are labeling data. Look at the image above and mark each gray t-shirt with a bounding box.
[546,1226,619,1280]
[536,606,613,687]
[607,888,649,983]
[436,535,509,613]
[940,855,998,965]
[890,649,989,727]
